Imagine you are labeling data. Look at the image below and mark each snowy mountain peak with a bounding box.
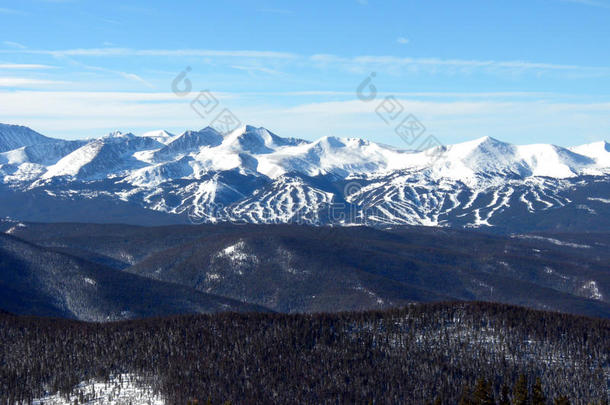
[0,123,52,153]
[224,126,275,154]
[421,136,521,180]
[244,124,261,132]
[2,123,610,230]
[569,141,610,157]
[2,123,608,183]
[317,136,349,148]
[471,135,502,144]
[140,129,176,144]
[103,131,136,141]
[223,126,307,154]
[423,136,605,180]
[453,135,511,153]
[572,139,610,150]
[152,127,224,161]
[41,133,163,180]
[176,127,223,146]
[104,130,124,138]
[569,140,610,168]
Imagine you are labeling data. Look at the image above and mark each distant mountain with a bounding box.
[0,123,52,152]
[153,127,224,161]
[570,140,610,168]
[0,231,267,321]
[140,129,176,144]
[5,222,609,318]
[42,132,163,180]
[0,123,609,232]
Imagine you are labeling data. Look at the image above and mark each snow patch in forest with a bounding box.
[353,285,385,306]
[83,277,96,286]
[514,235,591,249]
[544,267,569,280]
[32,374,164,405]
[587,197,610,203]
[576,204,597,215]
[215,240,259,266]
[5,222,26,234]
[276,246,303,275]
[217,240,243,259]
[581,280,603,301]
[206,272,222,282]
[117,251,137,265]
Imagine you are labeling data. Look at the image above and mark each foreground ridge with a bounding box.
[1,302,608,404]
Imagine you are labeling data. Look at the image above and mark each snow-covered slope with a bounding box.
[254,135,411,178]
[153,127,224,162]
[0,140,85,166]
[1,123,608,230]
[0,123,53,153]
[570,140,610,169]
[33,374,164,405]
[140,129,176,144]
[406,136,600,183]
[42,132,162,180]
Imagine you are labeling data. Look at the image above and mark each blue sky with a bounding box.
[1,0,609,147]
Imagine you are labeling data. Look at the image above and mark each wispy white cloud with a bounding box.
[234,90,554,98]
[0,63,55,69]
[396,37,409,45]
[2,41,27,49]
[310,54,608,73]
[59,56,154,88]
[2,47,298,59]
[2,47,606,77]
[116,71,153,87]
[0,78,67,87]
[229,65,285,76]
[282,97,610,118]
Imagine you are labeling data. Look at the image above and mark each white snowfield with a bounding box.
[1,123,609,227]
[3,124,607,184]
[32,374,165,405]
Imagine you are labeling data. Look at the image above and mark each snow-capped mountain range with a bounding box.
[1,123,609,232]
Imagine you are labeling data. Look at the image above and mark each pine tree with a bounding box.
[459,385,473,405]
[499,384,511,405]
[531,378,546,405]
[473,378,495,405]
[553,396,570,405]
[513,374,529,405]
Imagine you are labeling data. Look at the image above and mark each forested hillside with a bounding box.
[4,221,608,318]
[1,302,608,404]
[0,232,267,320]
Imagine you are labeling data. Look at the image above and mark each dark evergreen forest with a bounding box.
[0,302,608,404]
